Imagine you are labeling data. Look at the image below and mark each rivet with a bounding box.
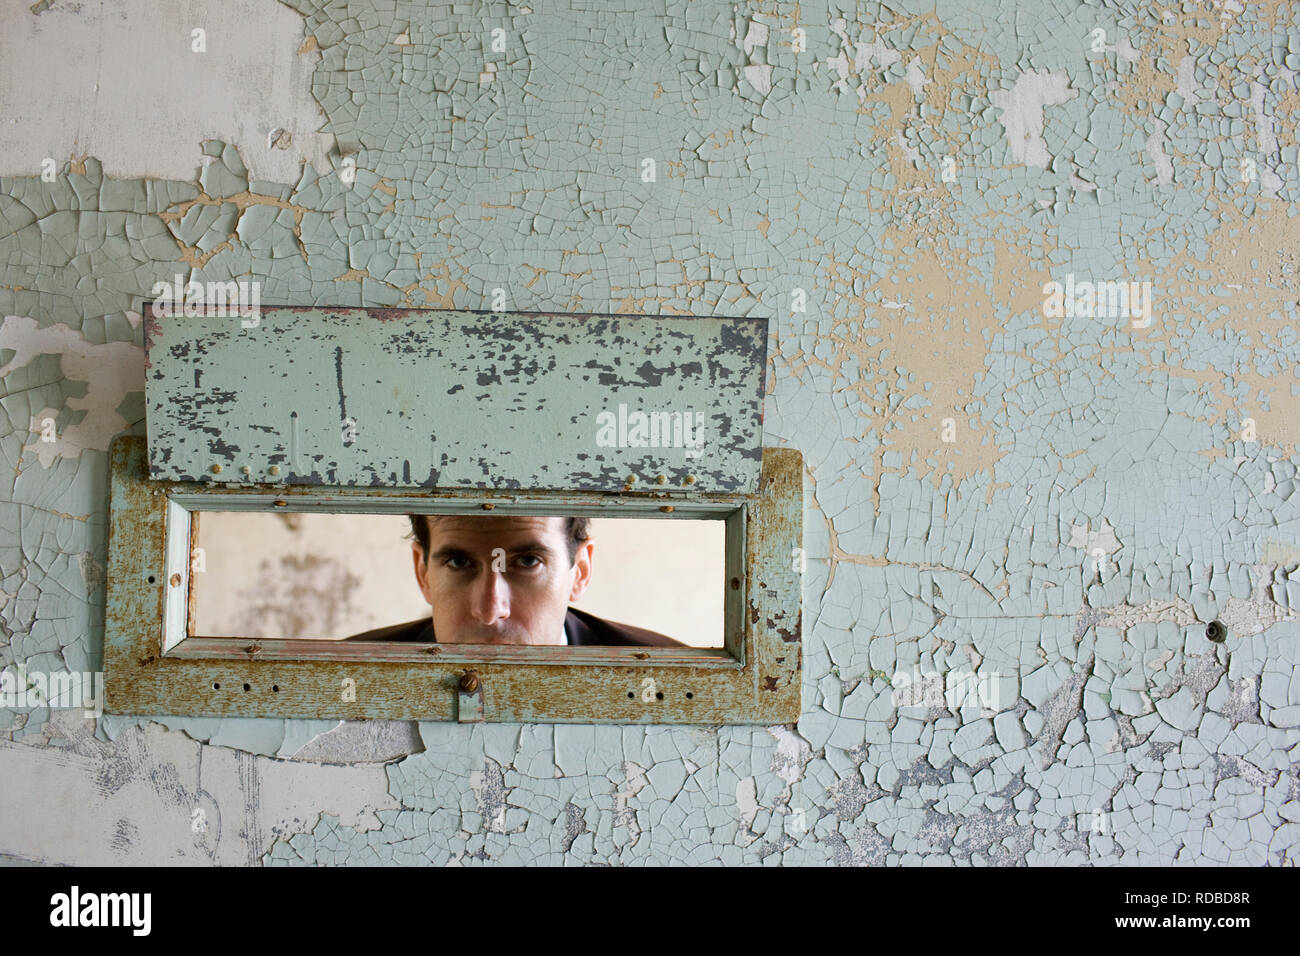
[459,670,480,693]
[210,464,222,474]
[684,475,696,485]
[273,499,288,508]
[656,474,667,485]
[625,475,637,485]
[268,465,281,476]
[169,572,182,587]
[660,505,675,513]
[481,503,495,511]
[240,465,251,475]
[1206,621,1226,643]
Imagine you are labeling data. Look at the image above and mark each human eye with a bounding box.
[515,554,543,569]
[444,555,474,571]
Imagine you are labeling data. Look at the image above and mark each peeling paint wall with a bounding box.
[1,0,1298,865]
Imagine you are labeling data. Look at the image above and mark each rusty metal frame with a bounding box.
[104,435,803,723]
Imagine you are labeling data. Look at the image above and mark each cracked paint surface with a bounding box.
[1,0,1298,864]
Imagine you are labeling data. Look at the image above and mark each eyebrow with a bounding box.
[428,541,558,564]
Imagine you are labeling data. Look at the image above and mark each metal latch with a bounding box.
[457,670,484,723]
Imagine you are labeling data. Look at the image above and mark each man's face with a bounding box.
[412,515,593,645]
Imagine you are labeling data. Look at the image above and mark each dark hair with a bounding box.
[408,515,591,566]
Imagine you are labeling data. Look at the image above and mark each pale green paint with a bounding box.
[146,306,766,493]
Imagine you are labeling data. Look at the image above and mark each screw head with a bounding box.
[210,463,222,474]
[1206,621,1226,643]
[459,671,480,693]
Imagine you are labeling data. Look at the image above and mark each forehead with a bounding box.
[421,515,566,548]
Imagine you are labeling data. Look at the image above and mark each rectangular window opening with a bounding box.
[186,510,730,648]
[159,492,748,668]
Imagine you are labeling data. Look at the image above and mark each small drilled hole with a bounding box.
[242,683,251,691]
[147,575,156,584]
[627,691,635,699]
[655,692,664,700]
[686,692,693,699]
[212,682,220,690]
[272,685,279,692]
[730,577,740,590]
[1206,621,1226,643]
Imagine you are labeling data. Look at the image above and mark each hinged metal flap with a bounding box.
[145,306,766,493]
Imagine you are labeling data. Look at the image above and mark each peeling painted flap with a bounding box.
[145,306,767,493]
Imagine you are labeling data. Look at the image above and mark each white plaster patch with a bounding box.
[735,775,759,827]
[288,720,424,764]
[1175,55,1201,105]
[1067,518,1121,562]
[0,0,332,183]
[768,725,812,786]
[989,70,1078,169]
[1146,120,1175,185]
[853,37,902,73]
[1113,34,1141,68]
[0,721,396,864]
[1249,78,1283,195]
[744,64,773,95]
[825,18,903,96]
[904,57,929,95]
[613,760,648,845]
[0,316,144,466]
[896,130,923,167]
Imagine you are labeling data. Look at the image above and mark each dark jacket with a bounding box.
[344,606,683,647]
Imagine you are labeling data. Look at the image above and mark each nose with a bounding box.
[470,569,510,626]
